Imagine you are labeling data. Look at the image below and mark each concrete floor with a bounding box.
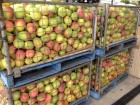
[90,75,140,105]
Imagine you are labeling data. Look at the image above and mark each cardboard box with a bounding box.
[129,36,140,78]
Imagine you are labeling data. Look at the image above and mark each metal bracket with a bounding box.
[0,26,5,31]
[0,36,7,42]
[13,67,21,78]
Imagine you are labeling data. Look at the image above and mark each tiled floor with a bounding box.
[90,75,140,105]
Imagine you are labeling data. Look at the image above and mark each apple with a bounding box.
[16,50,25,60]
[56,34,64,43]
[46,41,55,49]
[52,96,58,104]
[24,41,34,50]
[58,85,64,93]
[58,93,64,101]
[50,77,57,83]
[43,79,49,85]
[51,89,58,96]
[67,94,75,103]
[64,16,72,26]
[6,33,14,43]
[64,88,70,95]
[41,34,50,43]
[24,14,32,23]
[37,93,46,101]
[49,18,57,27]
[5,20,14,32]
[15,19,26,31]
[26,50,35,58]
[27,23,36,33]
[83,68,90,74]
[48,5,56,13]
[20,93,29,103]
[66,80,73,88]
[37,82,44,92]
[45,26,53,34]
[15,7,25,19]
[60,42,67,50]
[63,74,70,82]
[45,84,53,93]
[45,94,52,103]
[30,7,41,21]
[33,37,43,48]
[3,6,14,19]
[64,28,72,38]
[55,16,62,24]
[70,73,77,80]
[55,25,63,34]
[58,7,66,17]
[13,91,21,101]
[33,52,43,63]
[37,28,45,37]
[14,100,22,105]
[40,5,49,16]
[40,47,51,56]
[25,58,33,65]
[73,85,80,94]
[18,31,31,41]
[50,32,57,40]
[52,80,60,89]
[78,19,84,26]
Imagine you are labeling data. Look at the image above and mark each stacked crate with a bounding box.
[0,63,91,105]
[0,0,97,105]
[90,4,139,99]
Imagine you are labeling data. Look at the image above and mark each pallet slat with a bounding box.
[96,38,137,57]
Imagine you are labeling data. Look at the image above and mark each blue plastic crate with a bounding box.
[90,72,128,100]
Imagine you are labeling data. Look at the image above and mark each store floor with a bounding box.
[90,75,140,105]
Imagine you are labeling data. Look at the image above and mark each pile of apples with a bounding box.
[0,3,94,71]
[96,7,137,46]
[12,67,90,105]
[91,51,129,90]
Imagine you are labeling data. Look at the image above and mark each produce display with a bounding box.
[96,7,137,47]
[0,3,94,71]
[91,51,129,91]
[3,65,90,105]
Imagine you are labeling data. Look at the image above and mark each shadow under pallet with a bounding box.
[90,72,128,100]
[1,51,95,88]
[96,37,137,57]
